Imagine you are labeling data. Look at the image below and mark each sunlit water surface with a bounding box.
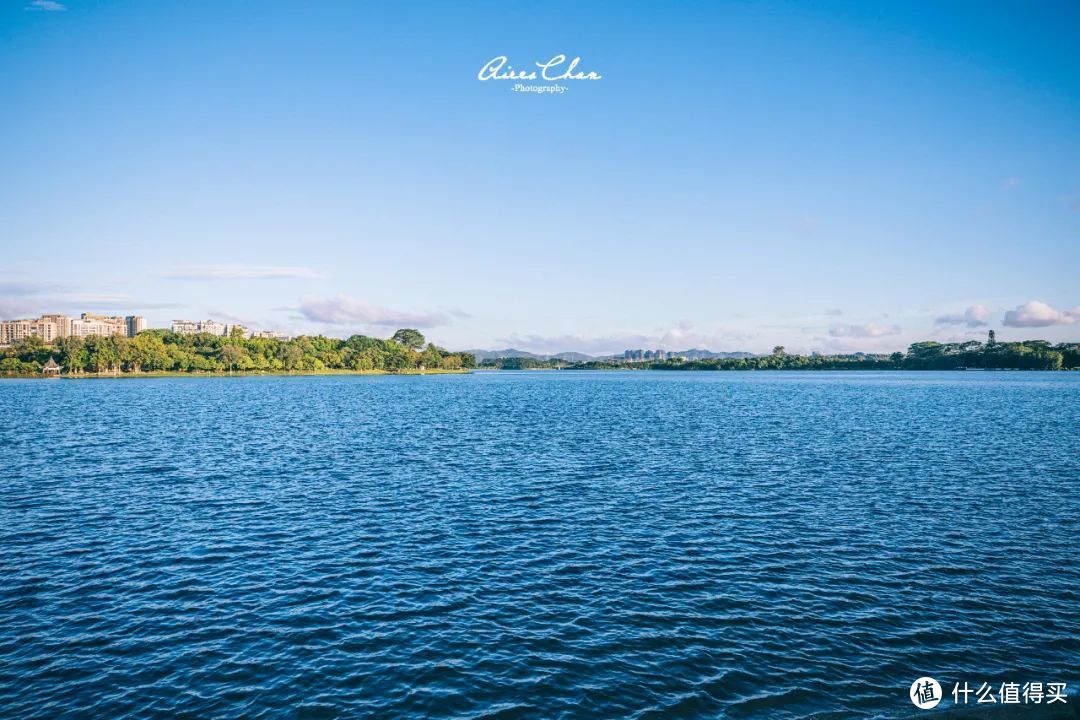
[2,371,1078,719]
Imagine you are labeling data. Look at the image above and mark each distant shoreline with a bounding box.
[3,367,1077,380]
[0,368,471,380]
[3,330,1077,377]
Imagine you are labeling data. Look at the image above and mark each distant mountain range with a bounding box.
[677,349,757,360]
[460,348,757,361]
[461,349,594,362]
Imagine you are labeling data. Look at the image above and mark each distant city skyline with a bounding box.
[1,1,1077,354]
[0,312,144,345]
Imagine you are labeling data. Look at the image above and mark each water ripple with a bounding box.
[1,371,1078,718]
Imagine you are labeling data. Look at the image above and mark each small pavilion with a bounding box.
[42,357,61,376]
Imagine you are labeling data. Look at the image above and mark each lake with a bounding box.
[1,371,1078,718]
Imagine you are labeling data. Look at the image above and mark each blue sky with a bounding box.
[1,0,1078,354]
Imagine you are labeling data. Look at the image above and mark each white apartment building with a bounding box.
[0,317,64,345]
[250,329,287,340]
[0,313,146,345]
[171,319,229,336]
[69,314,128,338]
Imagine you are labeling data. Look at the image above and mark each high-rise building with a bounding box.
[69,313,128,338]
[0,317,64,345]
[126,316,145,337]
[39,314,72,337]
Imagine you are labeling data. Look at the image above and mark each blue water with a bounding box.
[1,371,1078,719]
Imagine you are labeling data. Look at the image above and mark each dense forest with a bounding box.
[0,328,475,375]
[480,337,1080,372]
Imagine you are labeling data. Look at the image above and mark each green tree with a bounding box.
[0,358,38,375]
[87,336,122,373]
[383,341,416,369]
[126,333,169,371]
[282,343,304,371]
[350,346,385,371]
[391,328,425,350]
[57,336,88,373]
[220,344,246,372]
[13,335,49,364]
[345,334,380,352]
[420,343,443,370]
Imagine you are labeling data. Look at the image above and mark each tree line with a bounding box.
[0,328,476,375]
[3,330,1076,376]
[479,338,1080,371]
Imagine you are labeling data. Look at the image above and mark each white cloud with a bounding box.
[0,280,63,296]
[50,293,184,310]
[26,0,66,10]
[828,322,902,338]
[165,265,326,280]
[935,304,990,328]
[1002,177,1021,190]
[0,280,182,316]
[206,309,251,324]
[298,295,448,328]
[1002,300,1079,328]
[0,299,37,319]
